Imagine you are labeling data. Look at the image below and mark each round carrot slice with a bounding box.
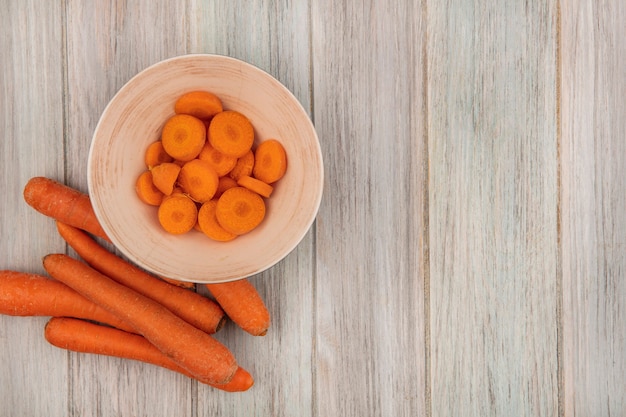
[208,111,254,158]
[161,114,206,161]
[144,140,173,168]
[252,139,287,184]
[215,187,265,235]
[228,150,255,181]
[198,142,238,177]
[178,159,219,203]
[157,194,198,235]
[214,176,238,199]
[198,199,237,242]
[135,170,164,206]
[236,175,273,198]
[174,91,223,120]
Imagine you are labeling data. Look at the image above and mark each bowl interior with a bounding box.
[88,54,323,283]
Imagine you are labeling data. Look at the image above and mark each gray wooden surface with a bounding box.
[0,1,624,416]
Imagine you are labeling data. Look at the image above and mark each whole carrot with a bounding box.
[206,279,270,336]
[23,177,110,242]
[44,317,254,392]
[56,222,225,334]
[0,270,135,333]
[42,254,237,384]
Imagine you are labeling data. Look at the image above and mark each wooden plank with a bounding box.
[311,1,427,415]
[63,2,193,415]
[0,2,68,417]
[189,1,315,415]
[560,1,626,415]
[427,1,559,416]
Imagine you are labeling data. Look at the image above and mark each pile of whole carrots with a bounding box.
[0,176,271,392]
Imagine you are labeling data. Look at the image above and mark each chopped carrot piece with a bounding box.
[178,159,219,203]
[214,176,238,199]
[252,139,287,184]
[215,187,265,235]
[228,150,255,181]
[136,171,164,206]
[144,141,173,168]
[174,91,223,121]
[198,199,237,242]
[157,194,198,235]
[237,175,273,198]
[198,142,238,177]
[161,114,206,161]
[208,111,254,158]
[150,162,181,196]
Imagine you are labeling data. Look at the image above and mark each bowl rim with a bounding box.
[87,53,324,283]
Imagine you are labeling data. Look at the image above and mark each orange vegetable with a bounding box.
[56,222,225,334]
[214,176,238,199]
[198,142,238,177]
[161,114,206,161]
[0,270,135,333]
[237,175,273,198]
[208,111,254,158]
[228,150,255,181]
[174,91,223,121]
[252,139,287,184]
[135,170,164,206]
[23,177,110,242]
[45,317,253,392]
[157,275,196,290]
[150,162,181,196]
[178,158,219,203]
[197,200,237,242]
[144,140,174,168]
[215,187,266,235]
[206,279,270,336]
[42,254,238,385]
[157,193,198,234]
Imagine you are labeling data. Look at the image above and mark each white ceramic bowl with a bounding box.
[88,54,323,283]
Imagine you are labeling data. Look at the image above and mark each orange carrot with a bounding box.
[157,275,196,290]
[215,187,265,235]
[150,162,181,196]
[157,193,198,234]
[0,270,135,333]
[178,159,219,203]
[174,91,223,121]
[214,176,239,199]
[23,177,110,242]
[144,140,174,168]
[135,170,165,206]
[206,279,270,336]
[228,150,255,181]
[43,254,238,384]
[252,139,287,184]
[45,317,253,392]
[208,111,255,158]
[197,200,237,242]
[161,114,207,162]
[236,175,273,198]
[198,142,238,177]
[56,222,225,334]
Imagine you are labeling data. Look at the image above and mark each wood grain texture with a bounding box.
[63,1,193,415]
[311,1,427,415]
[427,1,559,416]
[0,2,68,417]
[560,1,626,416]
[190,1,315,415]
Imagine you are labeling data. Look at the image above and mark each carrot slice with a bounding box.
[161,114,206,161]
[236,175,273,198]
[208,111,254,158]
[197,199,237,242]
[178,159,219,203]
[215,187,265,235]
[150,162,181,196]
[135,170,164,206]
[174,91,223,121]
[157,194,198,234]
[144,140,173,168]
[228,150,255,181]
[252,139,287,184]
[198,142,238,177]
[214,176,238,199]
